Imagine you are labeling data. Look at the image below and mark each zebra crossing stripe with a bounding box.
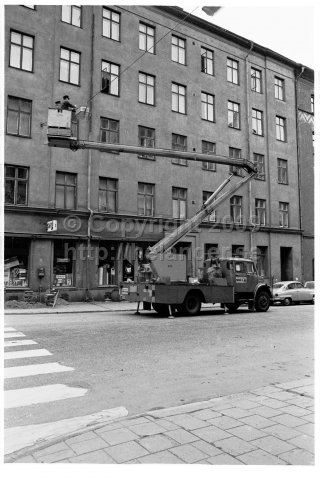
[4,349,53,360]
[4,384,88,409]
[4,339,37,348]
[4,332,26,339]
[4,362,74,379]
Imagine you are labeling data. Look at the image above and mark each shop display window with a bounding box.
[4,237,29,287]
[53,240,75,287]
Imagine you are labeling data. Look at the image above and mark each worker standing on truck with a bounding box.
[61,95,76,111]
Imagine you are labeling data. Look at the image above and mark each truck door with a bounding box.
[245,261,258,293]
[233,261,248,293]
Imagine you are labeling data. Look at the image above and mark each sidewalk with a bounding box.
[6,378,314,465]
[4,301,218,315]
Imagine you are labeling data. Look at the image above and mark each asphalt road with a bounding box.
[4,304,314,430]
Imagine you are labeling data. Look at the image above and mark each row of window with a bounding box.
[4,165,290,227]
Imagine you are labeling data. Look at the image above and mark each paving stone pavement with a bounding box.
[7,377,314,465]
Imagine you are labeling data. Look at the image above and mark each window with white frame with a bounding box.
[172,133,187,166]
[138,126,155,160]
[201,47,214,75]
[251,67,262,93]
[101,61,119,95]
[172,82,186,114]
[276,115,286,141]
[138,182,155,216]
[255,198,266,225]
[279,202,289,227]
[277,158,288,184]
[252,108,263,135]
[61,5,81,27]
[55,172,77,209]
[275,76,285,100]
[253,153,265,181]
[60,47,80,85]
[203,191,216,222]
[172,35,186,64]
[139,23,155,54]
[173,187,187,219]
[9,30,34,72]
[230,195,242,223]
[7,96,32,137]
[202,140,216,171]
[201,92,215,122]
[99,177,118,212]
[228,101,240,129]
[227,57,239,84]
[100,117,119,143]
[102,7,120,41]
[138,72,155,105]
[5,165,29,205]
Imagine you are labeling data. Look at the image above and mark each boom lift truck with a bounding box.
[46,108,272,316]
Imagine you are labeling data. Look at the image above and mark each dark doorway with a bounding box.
[280,247,293,280]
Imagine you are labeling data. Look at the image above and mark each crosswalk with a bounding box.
[4,323,87,410]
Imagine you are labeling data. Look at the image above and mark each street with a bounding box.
[4,304,314,434]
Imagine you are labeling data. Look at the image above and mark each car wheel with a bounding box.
[283,297,292,306]
[182,293,201,315]
[255,290,271,312]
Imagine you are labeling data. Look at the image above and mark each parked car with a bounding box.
[272,281,314,306]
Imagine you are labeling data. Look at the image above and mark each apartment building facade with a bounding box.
[4,5,314,301]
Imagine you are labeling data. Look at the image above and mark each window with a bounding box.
[138,72,155,105]
[61,5,81,27]
[255,198,266,226]
[172,134,187,166]
[60,47,80,85]
[53,239,75,287]
[9,30,34,71]
[253,153,265,181]
[172,82,186,114]
[139,23,155,53]
[256,246,268,277]
[311,94,314,114]
[227,58,239,84]
[6,96,32,137]
[276,116,286,141]
[4,237,30,288]
[55,172,77,209]
[228,101,240,129]
[5,165,29,205]
[173,187,187,219]
[100,117,119,143]
[101,61,119,95]
[102,7,120,41]
[229,147,243,176]
[230,196,242,223]
[98,177,118,212]
[277,158,288,184]
[138,183,155,216]
[251,67,262,93]
[232,245,244,258]
[279,202,289,227]
[203,191,216,222]
[201,92,215,122]
[275,77,285,100]
[138,126,155,160]
[201,47,214,75]
[172,35,186,64]
[252,108,263,135]
[202,141,216,171]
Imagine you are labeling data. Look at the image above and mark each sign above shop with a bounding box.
[47,220,57,232]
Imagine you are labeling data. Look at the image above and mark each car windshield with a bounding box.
[305,281,314,289]
[273,283,284,289]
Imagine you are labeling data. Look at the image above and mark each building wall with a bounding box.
[4,5,312,299]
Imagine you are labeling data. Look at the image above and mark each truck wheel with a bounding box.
[153,303,169,316]
[182,293,201,315]
[225,303,239,313]
[255,290,271,312]
[283,297,292,306]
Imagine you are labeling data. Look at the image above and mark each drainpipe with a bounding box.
[295,64,305,282]
[244,41,254,258]
[85,9,95,301]
[264,55,272,282]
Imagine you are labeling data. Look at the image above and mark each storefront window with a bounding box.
[98,241,117,286]
[53,240,75,287]
[4,237,29,287]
